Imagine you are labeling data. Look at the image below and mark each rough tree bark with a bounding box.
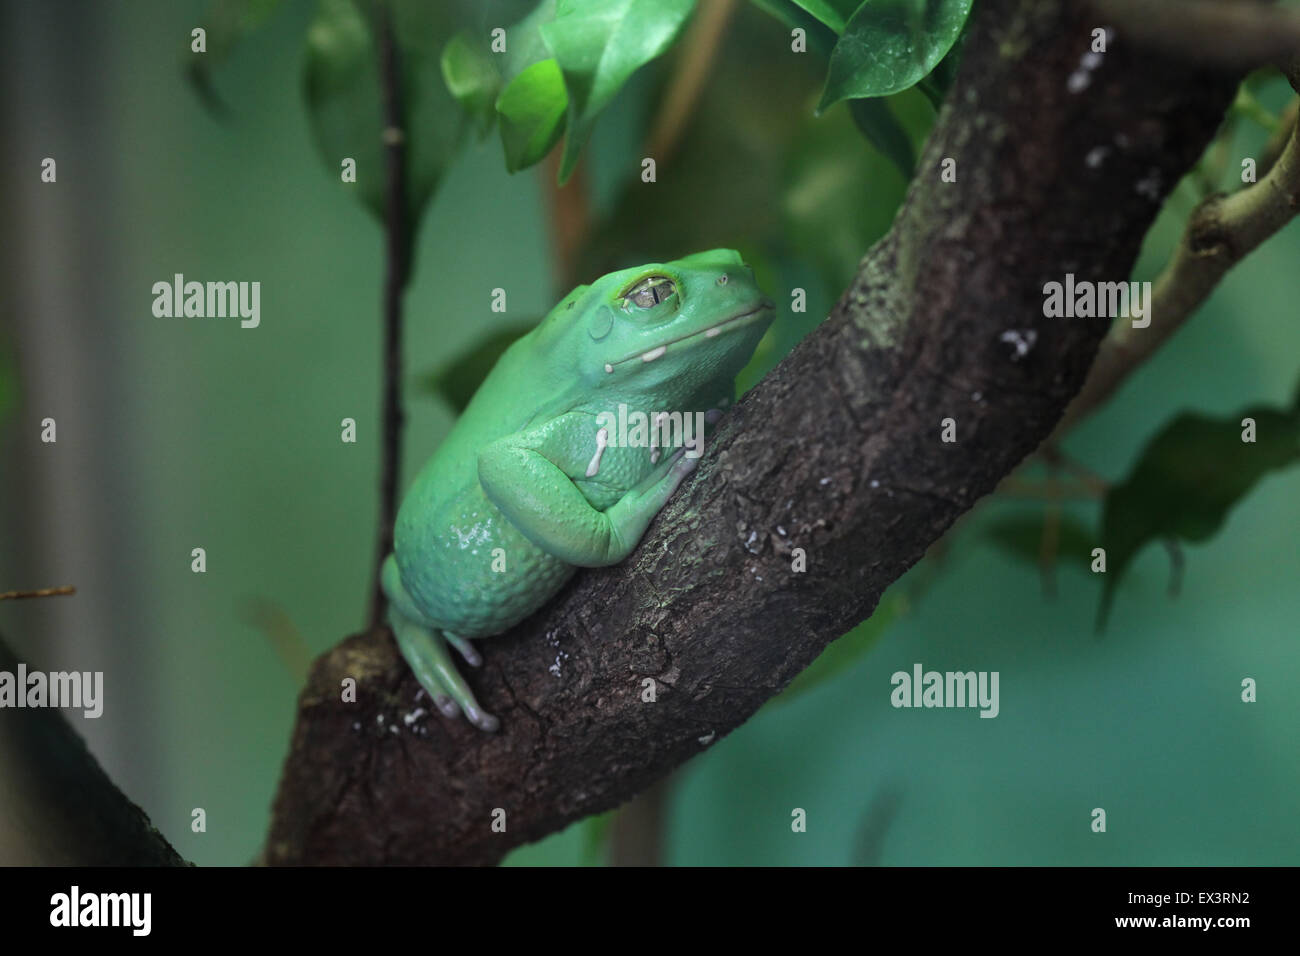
[265,0,1239,865]
[0,637,184,866]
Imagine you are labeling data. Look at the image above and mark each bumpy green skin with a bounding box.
[382,249,773,731]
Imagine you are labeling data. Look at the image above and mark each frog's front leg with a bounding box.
[478,435,698,567]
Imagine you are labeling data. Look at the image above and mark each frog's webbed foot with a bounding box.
[388,612,499,732]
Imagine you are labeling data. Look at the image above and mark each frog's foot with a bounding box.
[388,613,499,732]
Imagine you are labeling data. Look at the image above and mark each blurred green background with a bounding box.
[1,0,1297,866]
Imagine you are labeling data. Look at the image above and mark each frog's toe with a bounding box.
[390,614,500,733]
[445,632,483,668]
[463,704,500,733]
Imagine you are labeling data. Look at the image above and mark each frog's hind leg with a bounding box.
[391,619,499,732]
[384,610,456,719]
[381,555,498,731]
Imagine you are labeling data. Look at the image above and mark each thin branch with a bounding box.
[1055,65,1300,436]
[644,0,739,166]
[1260,95,1299,172]
[368,2,412,631]
[996,478,1103,501]
[541,149,592,291]
[1039,486,1062,597]
[608,775,673,866]
[0,585,76,601]
[1040,445,1111,493]
[243,597,313,684]
[1093,0,1300,68]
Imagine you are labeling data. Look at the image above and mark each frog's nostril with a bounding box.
[716,274,728,285]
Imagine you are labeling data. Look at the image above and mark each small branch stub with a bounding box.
[0,586,76,601]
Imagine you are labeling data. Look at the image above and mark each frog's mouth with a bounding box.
[602,301,773,374]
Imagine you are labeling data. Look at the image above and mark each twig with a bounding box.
[243,597,313,684]
[1039,479,1062,597]
[1260,96,1299,172]
[1092,0,1300,68]
[1235,84,1282,133]
[996,478,1103,500]
[0,585,76,601]
[541,150,591,290]
[1054,64,1300,437]
[1040,445,1111,494]
[369,2,412,631]
[644,0,739,166]
[608,775,673,866]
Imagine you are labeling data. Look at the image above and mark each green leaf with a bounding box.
[496,59,569,172]
[748,0,839,54]
[187,0,285,116]
[1098,400,1300,628]
[848,97,914,177]
[791,0,868,34]
[441,31,503,136]
[490,0,568,171]
[500,0,561,81]
[817,0,974,109]
[919,11,969,102]
[985,514,1096,567]
[541,0,697,184]
[303,0,466,227]
[419,322,537,413]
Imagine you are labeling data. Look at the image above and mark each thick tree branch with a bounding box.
[266,0,1238,865]
[0,635,185,865]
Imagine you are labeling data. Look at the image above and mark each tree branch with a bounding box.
[1093,0,1300,68]
[266,0,1239,865]
[0,586,76,601]
[0,635,185,865]
[368,3,412,631]
[645,0,739,166]
[1056,63,1300,435]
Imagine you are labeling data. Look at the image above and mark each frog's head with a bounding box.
[539,249,773,402]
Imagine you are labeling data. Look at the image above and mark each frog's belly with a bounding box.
[393,485,576,638]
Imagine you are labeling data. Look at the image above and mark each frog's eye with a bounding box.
[622,276,676,310]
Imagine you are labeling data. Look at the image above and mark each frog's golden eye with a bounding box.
[622,276,676,309]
